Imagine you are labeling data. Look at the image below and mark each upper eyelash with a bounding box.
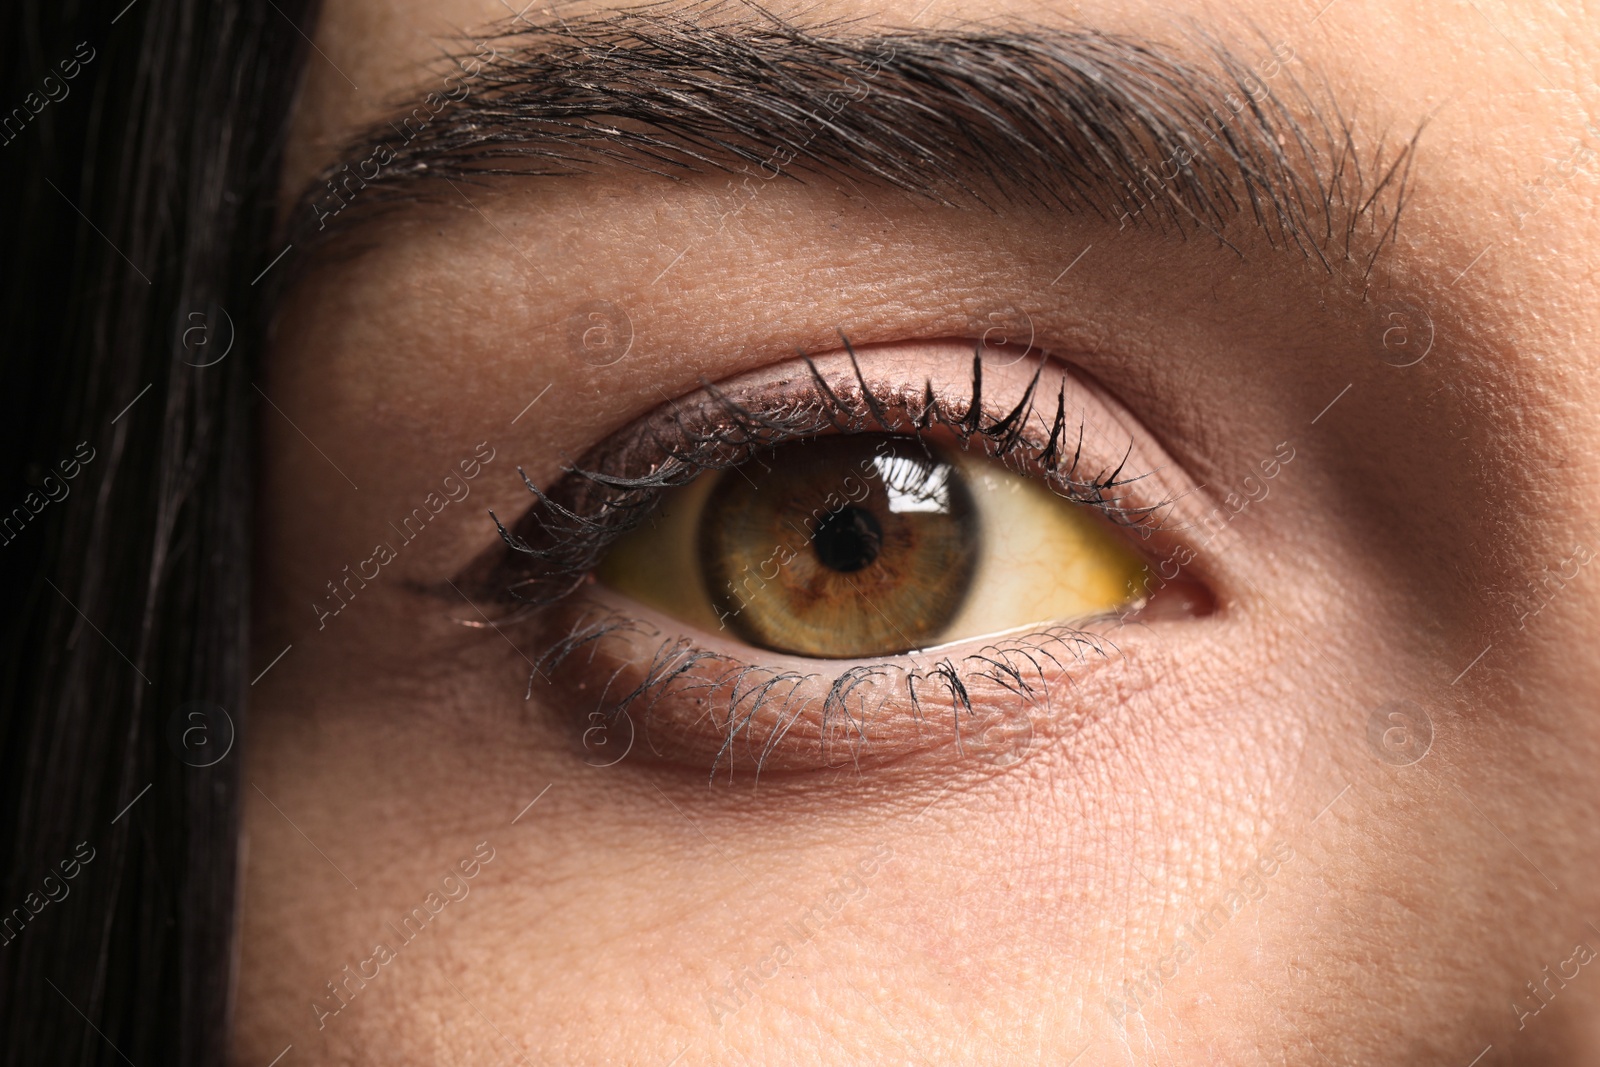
[485,337,1171,610]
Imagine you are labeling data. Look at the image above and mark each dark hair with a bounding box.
[0,1,316,1061]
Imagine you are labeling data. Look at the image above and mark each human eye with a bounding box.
[601,428,1140,659]
[459,339,1212,777]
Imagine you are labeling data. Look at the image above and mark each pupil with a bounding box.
[811,506,883,573]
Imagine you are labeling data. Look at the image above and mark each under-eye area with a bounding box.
[454,340,1216,777]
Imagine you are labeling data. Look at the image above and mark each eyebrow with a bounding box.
[286,6,1421,282]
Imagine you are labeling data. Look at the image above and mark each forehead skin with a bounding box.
[235,0,1600,1065]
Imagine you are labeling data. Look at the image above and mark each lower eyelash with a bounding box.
[526,602,1120,780]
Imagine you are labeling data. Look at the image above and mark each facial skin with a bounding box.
[232,1,1600,1064]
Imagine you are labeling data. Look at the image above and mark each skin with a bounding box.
[233,0,1600,1064]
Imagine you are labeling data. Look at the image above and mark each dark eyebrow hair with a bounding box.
[286,5,1421,284]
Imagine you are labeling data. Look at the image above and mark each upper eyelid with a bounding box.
[462,341,1180,611]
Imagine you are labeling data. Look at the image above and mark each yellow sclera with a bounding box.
[596,434,1145,658]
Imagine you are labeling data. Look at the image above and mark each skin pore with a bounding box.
[234,1,1600,1064]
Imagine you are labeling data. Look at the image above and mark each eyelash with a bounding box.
[532,608,1116,777]
[469,339,1175,776]
[486,341,1166,603]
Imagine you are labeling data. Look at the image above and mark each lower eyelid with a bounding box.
[518,588,1139,778]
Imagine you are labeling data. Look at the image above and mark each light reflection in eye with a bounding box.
[595,432,1147,659]
[878,454,951,513]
